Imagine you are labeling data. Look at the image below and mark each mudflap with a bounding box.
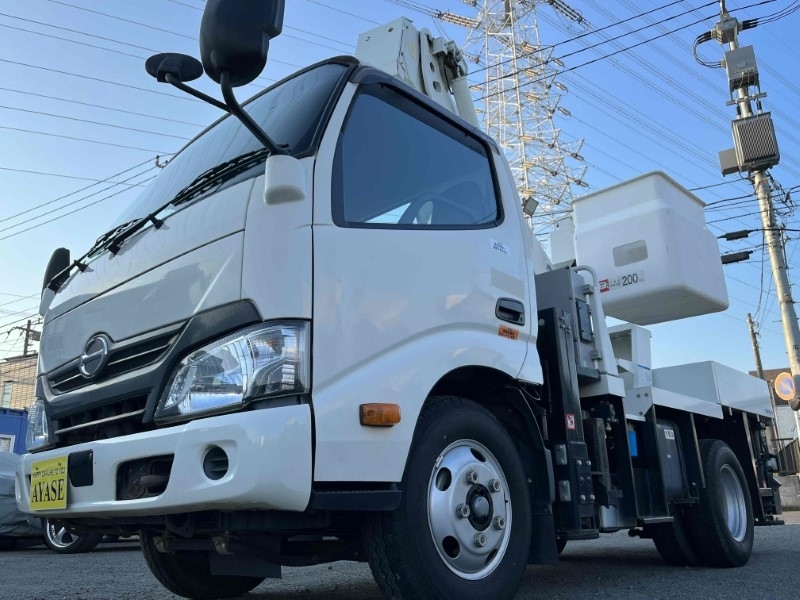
[528,505,558,565]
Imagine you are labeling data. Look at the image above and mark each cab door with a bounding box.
[311,81,537,483]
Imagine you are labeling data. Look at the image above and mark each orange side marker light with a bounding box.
[360,403,401,427]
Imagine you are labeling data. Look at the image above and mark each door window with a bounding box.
[333,88,501,229]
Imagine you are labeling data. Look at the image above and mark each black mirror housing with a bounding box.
[145,53,204,83]
[43,247,70,292]
[200,0,285,88]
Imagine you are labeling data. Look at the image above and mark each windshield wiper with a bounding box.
[99,147,281,254]
[49,147,286,290]
[171,146,284,207]
[86,220,139,257]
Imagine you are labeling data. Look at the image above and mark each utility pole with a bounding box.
[701,2,800,412]
[749,313,780,442]
[747,313,765,379]
[8,319,40,357]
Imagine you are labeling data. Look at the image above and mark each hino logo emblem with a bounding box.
[79,335,111,379]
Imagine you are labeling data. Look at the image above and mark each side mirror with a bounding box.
[145,53,203,83]
[42,247,70,292]
[200,0,285,88]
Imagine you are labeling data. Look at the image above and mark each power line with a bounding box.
[0,20,147,60]
[0,104,191,140]
[164,0,354,47]
[48,0,352,53]
[479,0,717,80]
[690,180,748,191]
[0,312,41,332]
[0,166,152,186]
[0,86,205,127]
[476,3,778,102]
[0,11,304,71]
[0,11,160,53]
[0,294,38,310]
[0,125,175,154]
[0,172,157,242]
[0,159,154,225]
[303,0,381,25]
[0,58,203,104]
[0,167,155,235]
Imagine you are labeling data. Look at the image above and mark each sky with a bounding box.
[0,0,798,382]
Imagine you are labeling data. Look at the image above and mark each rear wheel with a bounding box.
[140,531,265,599]
[43,519,103,554]
[687,439,754,567]
[365,396,531,600]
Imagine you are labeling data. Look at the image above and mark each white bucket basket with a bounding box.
[572,172,728,325]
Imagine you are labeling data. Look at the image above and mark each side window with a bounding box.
[333,89,501,228]
[1,383,11,408]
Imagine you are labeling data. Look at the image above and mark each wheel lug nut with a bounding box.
[489,479,502,493]
[466,470,479,484]
[474,533,487,547]
[456,504,471,518]
[494,516,506,530]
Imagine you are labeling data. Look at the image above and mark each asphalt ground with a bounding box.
[2,513,799,600]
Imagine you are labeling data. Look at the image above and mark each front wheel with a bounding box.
[365,396,531,600]
[43,519,103,554]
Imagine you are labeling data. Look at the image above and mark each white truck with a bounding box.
[17,2,782,599]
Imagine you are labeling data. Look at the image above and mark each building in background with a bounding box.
[0,353,37,410]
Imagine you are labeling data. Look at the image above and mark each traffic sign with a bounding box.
[774,372,796,401]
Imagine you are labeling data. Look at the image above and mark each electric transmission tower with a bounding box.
[440,0,589,230]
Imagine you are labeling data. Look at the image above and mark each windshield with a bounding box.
[112,61,349,227]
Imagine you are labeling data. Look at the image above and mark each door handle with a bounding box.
[496,298,525,326]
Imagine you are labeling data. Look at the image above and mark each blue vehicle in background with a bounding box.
[1,409,107,552]
[0,408,27,454]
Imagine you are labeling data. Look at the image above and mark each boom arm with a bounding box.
[355,18,479,128]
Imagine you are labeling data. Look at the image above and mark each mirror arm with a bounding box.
[165,73,230,112]
[220,71,287,155]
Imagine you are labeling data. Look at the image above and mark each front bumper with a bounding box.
[16,405,312,518]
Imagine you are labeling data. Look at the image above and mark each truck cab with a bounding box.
[17,4,781,600]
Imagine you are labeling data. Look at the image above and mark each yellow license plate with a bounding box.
[30,457,68,510]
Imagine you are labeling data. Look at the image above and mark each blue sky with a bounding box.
[0,0,798,380]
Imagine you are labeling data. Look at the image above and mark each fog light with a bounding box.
[203,446,229,480]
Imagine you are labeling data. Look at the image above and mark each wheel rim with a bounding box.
[718,464,748,542]
[427,439,512,580]
[46,521,78,549]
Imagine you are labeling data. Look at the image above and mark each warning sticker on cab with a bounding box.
[599,271,644,293]
[498,325,519,340]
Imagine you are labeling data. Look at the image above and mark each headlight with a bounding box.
[26,398,50,452]
[155,321,309,422]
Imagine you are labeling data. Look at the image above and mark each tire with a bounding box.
[43,519,103,554]
[365,396,531,600]
[556,537,567,554]
[649,509,700,567]
[140,531,265,599]
[686,439,754,568]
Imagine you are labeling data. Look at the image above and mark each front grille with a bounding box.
[53,395,149,447]
[49,326,180,394]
